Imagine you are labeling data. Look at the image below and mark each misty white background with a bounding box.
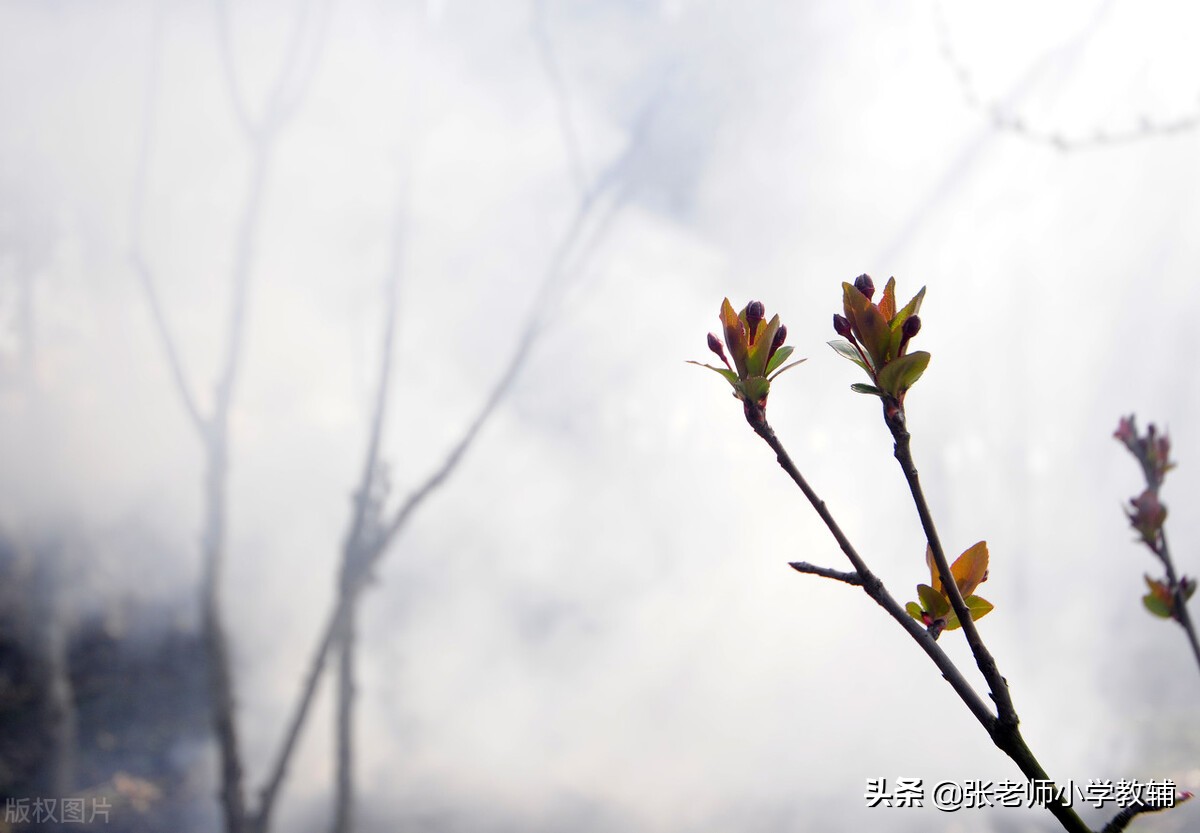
[2,1,1199,831]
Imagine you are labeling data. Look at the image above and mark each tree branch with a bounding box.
[531,0,587,196]
[742,401,1092,833]
[741,402,995,729]
[1100,795,1188,833]
[886,407,1019,728]
[253,95,659,831]
[1156,529,1200,676]
[788,561,862,586]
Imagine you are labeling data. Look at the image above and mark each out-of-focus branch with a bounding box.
[327,185,405,833]
[932,0,1199,152]
[1114,417,1200,677]
[531,0,587,196]
[129,1,206,438]
[131,255,206,437]
[1157,530,1200,675]
[132,1,331,830]
[262,93,661,833]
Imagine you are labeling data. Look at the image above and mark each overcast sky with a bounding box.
[2,1,1199,831]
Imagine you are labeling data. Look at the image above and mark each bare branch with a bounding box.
[741,403,996,729]
[129,1,206,438]
[251,603,345,833]
[1101,794,1192,833]
[531,0,587,196]
[788,561,862,586]
[330,607,357,833]
[213,0,257,139]
[741,402,1092,833]
[131,254,207,437]
[886,413,1017,726]
[269,0,335,131]
[1156,529,1200,675]
[329,185,406,833]
[132,2,334,829]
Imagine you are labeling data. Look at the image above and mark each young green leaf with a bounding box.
[877,351,931,399]
[765,344,795,376]
[686,360,739,387]
[827,339,870,372]
[850,383,882,396]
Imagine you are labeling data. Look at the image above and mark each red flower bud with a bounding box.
[833,314,852,338]
[902,315,921,338]
[767,325,787,364]
[707,332,731,369]
[746,301,765,343]
[853,274,875,301]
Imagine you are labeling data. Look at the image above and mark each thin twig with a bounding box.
[257,97,660,833]
[131,254,206,437]
[1100,795,1188,833]
[133,1,331,829]
[1157,530,1200,676]
[213,0,257,140]
[251,602,345,833]
[742,403,995,729]
[531,0,587,196]
[330,603,356,833]
[328,185,405,833]
[882,408,1093,832]
[886,408,1019,728]
[742,401,1093,833]
[788,561,862,586]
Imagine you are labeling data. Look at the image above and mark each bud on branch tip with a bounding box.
[829,275,929,404]
[689,298,806,410]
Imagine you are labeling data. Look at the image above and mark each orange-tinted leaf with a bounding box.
[842,281,870,325]
[853,303,892,368]
[720,298,748,377]
[878,277,897,321]
[925,545,947,595]
[951,541,989,598]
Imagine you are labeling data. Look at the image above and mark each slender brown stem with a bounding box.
[330,606,356,833]
[1157,530,1200,676]
[788,562,862,586]
[743,401,1093,833]
[1100,799,1180,833]
[743,402,995,729]
[885,407,1019,728]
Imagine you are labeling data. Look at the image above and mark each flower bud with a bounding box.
[854,274,875,301]
[767,324,787,364]
[746,301,765,343]
[902,315,921,338]
[833,314,852,338]
[707,332,731,369]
